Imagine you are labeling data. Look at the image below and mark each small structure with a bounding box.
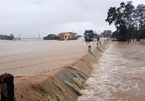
[43,34,59,40]
[58,32,77,40]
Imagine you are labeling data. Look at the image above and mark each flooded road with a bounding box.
[0,37,103,76]
[78,41,145,101]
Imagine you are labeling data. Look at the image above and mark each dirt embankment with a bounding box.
[14,40,112,101]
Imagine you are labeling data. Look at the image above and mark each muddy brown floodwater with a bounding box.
[0,37,102,76]
[78,41,145,101]
[0,37,108,101]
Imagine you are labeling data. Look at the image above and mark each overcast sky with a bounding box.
[0,0,144,38]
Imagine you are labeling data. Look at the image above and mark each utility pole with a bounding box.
[38,32,40,40]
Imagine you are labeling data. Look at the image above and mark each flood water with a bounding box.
[78,41,145,101]
[0,37,103,76]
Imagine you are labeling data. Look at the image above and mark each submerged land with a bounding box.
[0,37,106,101]
[1,38,145,101]
[0,37,92,76]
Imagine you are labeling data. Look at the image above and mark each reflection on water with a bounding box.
[78,42,145,101]
[83,42,92,45]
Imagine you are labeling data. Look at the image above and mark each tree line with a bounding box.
[0,34,14,40]
[106,1,145,42]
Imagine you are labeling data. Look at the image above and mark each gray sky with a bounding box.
[0,0,144,38]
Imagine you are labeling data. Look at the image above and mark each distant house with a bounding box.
[58,32,77,40]
[43,34,59,40]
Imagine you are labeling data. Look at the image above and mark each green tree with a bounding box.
[111,31,118,38]
[106,1,135,41]
[134,4,145,41]
[10,34,14,40]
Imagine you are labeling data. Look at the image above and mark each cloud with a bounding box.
[0,0,143,38]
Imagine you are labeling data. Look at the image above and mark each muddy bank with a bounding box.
[14,39,112,101]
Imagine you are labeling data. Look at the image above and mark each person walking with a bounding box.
[97,36,100,42]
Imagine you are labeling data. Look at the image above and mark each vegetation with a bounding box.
[111,31,118,38]
[0,34,14,40]
[100,30,112,38]
[106,1,145,42]
[10,34,14,40]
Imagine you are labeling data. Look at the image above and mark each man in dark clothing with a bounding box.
[97,36,100,42]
